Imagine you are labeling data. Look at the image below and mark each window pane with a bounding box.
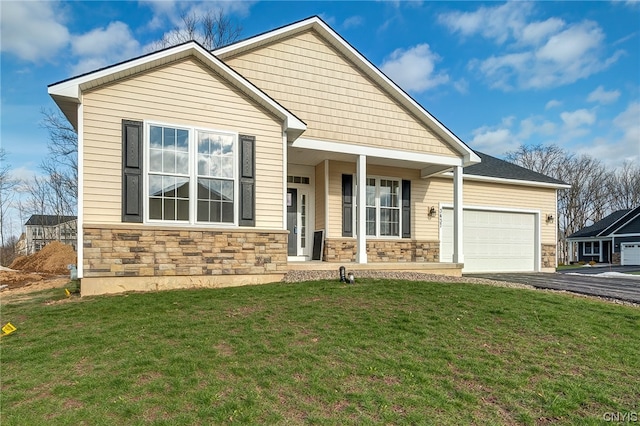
[176,178,189,198]
[222,202,234,223]
[211,201,221,222]
[177,129,188,152]
[163,176,176,197]
[149,175,163,196]
[149,198,162,219]
[221,156,233,179]
[197,200,209,222]
[163,127,176,150]
[177,200,189,221]
[366,182,376,206]
[176,151,189,174]
[149,149,162,172]
[220,180,234,201]
[150,126,162,149]
[366,207,376,236]
[163,151,176,173]
[164,199,175,220]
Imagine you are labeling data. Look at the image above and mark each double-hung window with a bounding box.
[361,177,401,237]
[147,123,237,225]
[583,241,600,255]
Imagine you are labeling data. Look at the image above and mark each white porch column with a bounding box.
[599,240,603,263]
[453,165,464,264]
[356,155,367,264]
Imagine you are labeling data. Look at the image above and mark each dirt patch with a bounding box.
[10,241,77,274]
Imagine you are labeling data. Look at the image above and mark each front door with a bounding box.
[287,188,297,256]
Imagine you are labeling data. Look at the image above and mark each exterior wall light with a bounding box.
[429,207,437,217]
[547,214,554,223]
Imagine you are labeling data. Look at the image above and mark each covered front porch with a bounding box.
[284,137,479,267]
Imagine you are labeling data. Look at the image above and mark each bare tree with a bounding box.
[505,144,566,177]
[152,9,242,51]
[0,148,19,265]
[607,161,640,210]
[506,144,613,264]
[40,108,78,202]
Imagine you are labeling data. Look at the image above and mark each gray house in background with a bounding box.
[21,215,78,255]
[567,206,640,265]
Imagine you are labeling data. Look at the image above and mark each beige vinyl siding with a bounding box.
[324,161,556,244]
[224,31,459,158]
[82,57,284,228]
[426,178,557,244]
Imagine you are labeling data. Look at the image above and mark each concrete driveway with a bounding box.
[469,266,640,304]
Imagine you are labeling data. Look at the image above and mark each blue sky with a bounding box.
[1,0,639,185]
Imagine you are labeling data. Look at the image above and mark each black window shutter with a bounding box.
[342,174,353,237]
[122,120,143,223]
[402,179,411,238]
[239,135,256,227]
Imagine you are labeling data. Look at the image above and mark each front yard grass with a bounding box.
[1,279,638,425]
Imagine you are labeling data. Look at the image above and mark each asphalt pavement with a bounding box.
[469,266,640,304]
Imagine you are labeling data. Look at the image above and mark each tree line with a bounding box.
[506,144,640,264]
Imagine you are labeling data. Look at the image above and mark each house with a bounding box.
[23,215,77,255]
[48,17,567,296]
[567,206,640,265]
[15,233,27,257]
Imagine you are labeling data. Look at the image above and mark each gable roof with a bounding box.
[567,207,640,238]
[48,41,306,141]
[25,215,77,227]
[214,16,480,166]
[463,152,569,188]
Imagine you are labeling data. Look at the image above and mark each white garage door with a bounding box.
[621,243,640,266]
[441,208,537,273]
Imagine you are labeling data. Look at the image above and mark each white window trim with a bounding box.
[353,174,402,239]
[144,120,239,227]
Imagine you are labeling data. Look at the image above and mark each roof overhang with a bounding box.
[48,41,306,140]
[289,137,462,174]
[214,16,480,166]
[598,206,640,237]
[440,171,572,189]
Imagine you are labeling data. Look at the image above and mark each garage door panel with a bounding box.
[441,208,536,273]
[622,244,640,266]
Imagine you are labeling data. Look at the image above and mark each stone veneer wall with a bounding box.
[83,226,288,278]
[541,244,556,269]
[324,238,440,263]
[612,252,621,265]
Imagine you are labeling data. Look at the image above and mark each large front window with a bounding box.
[363,177,401,237]
[147,123,236,224]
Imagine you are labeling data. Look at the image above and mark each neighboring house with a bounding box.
[23,215,78,255]
[48,17,568,296]
[16,233,27,257]
[567,206,640,266]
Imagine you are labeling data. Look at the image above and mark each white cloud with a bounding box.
[518,117,556,139]
[587,86,621,104]
[70,22,142,75]
[343,16,364,29]
[381,44,449,93]
[438,2,533,44]
[470,127,518,154]
[441,3,624,90]
[545,99,562,109]
[0,1,70,62]
[560,109,596,129]
[613,101,640,158]
[520,18,565,46]
[453,79,469,94]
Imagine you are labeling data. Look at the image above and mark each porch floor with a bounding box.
[286,261,463,277]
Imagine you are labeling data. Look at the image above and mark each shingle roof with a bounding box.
[464,152,567,185]
[568,209,631,238]
[25,215,77,227]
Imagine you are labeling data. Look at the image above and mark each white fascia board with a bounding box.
[215,17,479,163]
[48,42,306,134]
[293,137,463,167]
[439,171,571,189]
[440,203,541,215]
[610,232,640,237]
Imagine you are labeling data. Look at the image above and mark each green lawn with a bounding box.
[1,279,638,425]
